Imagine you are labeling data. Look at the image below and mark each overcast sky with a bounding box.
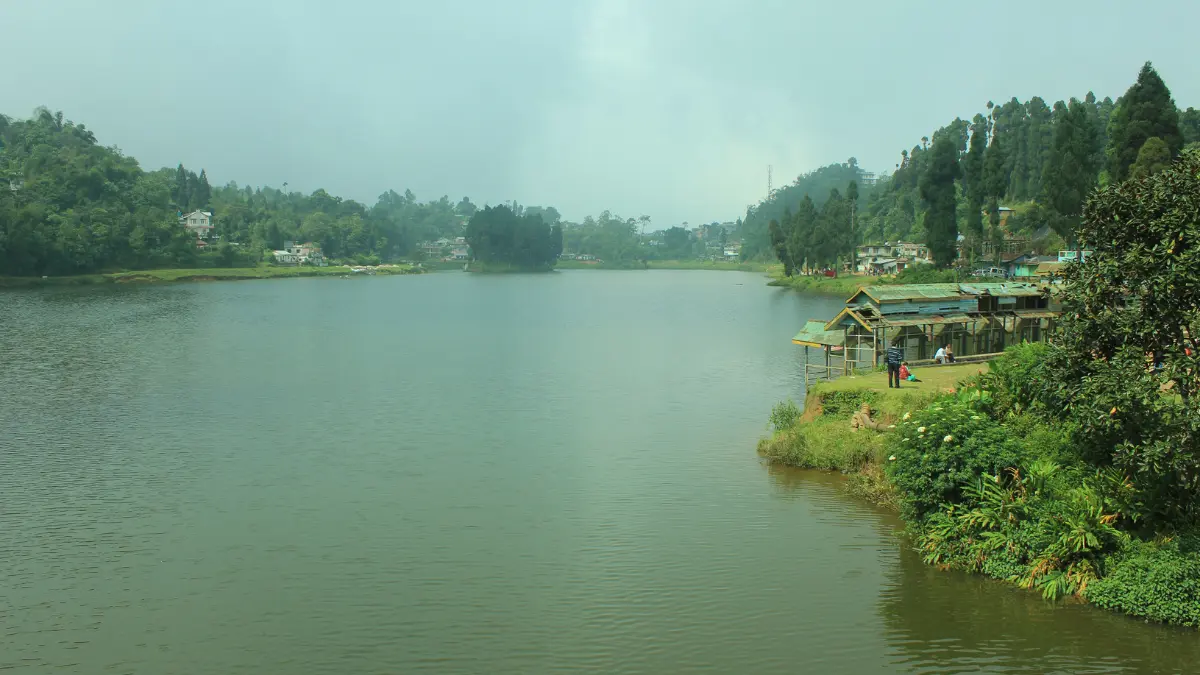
[3,0,1198,226]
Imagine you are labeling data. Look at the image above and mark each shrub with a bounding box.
[1087,541,1200,626]
[758,417,884,473]
[768,399,801,432]
[818,390,881,418]
[980,342,1063,418]
[1048,150,1200,527]
[885,397,1022,521]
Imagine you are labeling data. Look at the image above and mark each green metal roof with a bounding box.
[792,320,845,347]
[853,284,966,302]
[959,282,1046,297]
[853,282,1049,303]
[880,313,974,327]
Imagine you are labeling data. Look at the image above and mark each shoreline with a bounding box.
[554,259,776,272]
[758,357,1200,629]
[0,264,423,288]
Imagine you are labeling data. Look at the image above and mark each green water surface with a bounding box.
[1,271,1195,674]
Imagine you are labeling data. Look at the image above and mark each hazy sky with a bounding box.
[3,1,1198,226]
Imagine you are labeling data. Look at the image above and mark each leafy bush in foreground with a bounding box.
[885,397,1021,521]
[1087,540,1200,626]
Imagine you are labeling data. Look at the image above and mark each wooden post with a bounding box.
[803,345,809,387]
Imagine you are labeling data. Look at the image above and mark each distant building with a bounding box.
[1006,254,1058,279]
[181,210,213,239]
[857,241,929,273]
[274,241,326,266]
[1057,250,1093,263]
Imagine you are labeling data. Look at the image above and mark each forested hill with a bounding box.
[739,62,1200,265]
[0,108,508,276]
[737,161,865,260]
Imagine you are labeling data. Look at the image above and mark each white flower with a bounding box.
[917,426,926,433]
[902,412,911,421]
[888,455,897,461]
[943,435,953,443]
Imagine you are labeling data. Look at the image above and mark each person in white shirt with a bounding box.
[934,346,947,364]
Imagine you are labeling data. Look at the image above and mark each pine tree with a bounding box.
[1041,98,1099,241]
[919,134,961,268]
[788,195,817,274]
[173,164,189,211]
[1022,97,1053,199]
[961,114,989,261]
[1107,62,1183,182]
[768,218,793,276]
[846,180,859,273]
[194,169,212,209]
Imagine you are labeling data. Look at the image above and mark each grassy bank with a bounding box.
[553,259,778,272]
[767,266,967,297]
[647,259,775,272]
[759,363,982,502]
[0,264,422,288]
[766,273,867,297]
[465,261,556,273]
[760,347,1200,627]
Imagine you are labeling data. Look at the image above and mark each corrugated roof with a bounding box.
[792,320,845,347]
[854,284,964,302]
[959,282,1046,297]
[880,313,974,327]
[853,282,1050,303]
[1015,309,1059,319]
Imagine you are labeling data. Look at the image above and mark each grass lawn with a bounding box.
[814,362,986,395]
[766,273,868,297]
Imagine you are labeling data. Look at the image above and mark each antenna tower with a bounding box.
[767,165,773,200]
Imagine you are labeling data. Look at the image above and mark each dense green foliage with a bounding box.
[1048,149,1200,525]
[765,186,856,275]
[918,135,961,267]
[0,107,556,275]
[878,147,1200,620]
[739,161,866,261]
[750,63,1193,271]
[0,109,201,274]
[464,205,562,271]
[1041,99,1100,240]
[1087,539,1200,626]
[561,211,647,262]
[886,396,1021,521]
[1107,63,1184,182]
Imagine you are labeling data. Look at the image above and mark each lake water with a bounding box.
[1,270,1196,674]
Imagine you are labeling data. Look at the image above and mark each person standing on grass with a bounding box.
[886,343,904,388]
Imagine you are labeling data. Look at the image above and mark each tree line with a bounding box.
[0,107,548,276]
[748,62,1199,270]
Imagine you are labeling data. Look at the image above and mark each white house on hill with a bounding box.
[181,210,213,239]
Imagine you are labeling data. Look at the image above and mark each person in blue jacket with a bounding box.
[886,344,904,388]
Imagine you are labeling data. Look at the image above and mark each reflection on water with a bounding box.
[1,273,1195,674]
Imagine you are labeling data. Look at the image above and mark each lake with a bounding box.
[1,270,1196,674]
